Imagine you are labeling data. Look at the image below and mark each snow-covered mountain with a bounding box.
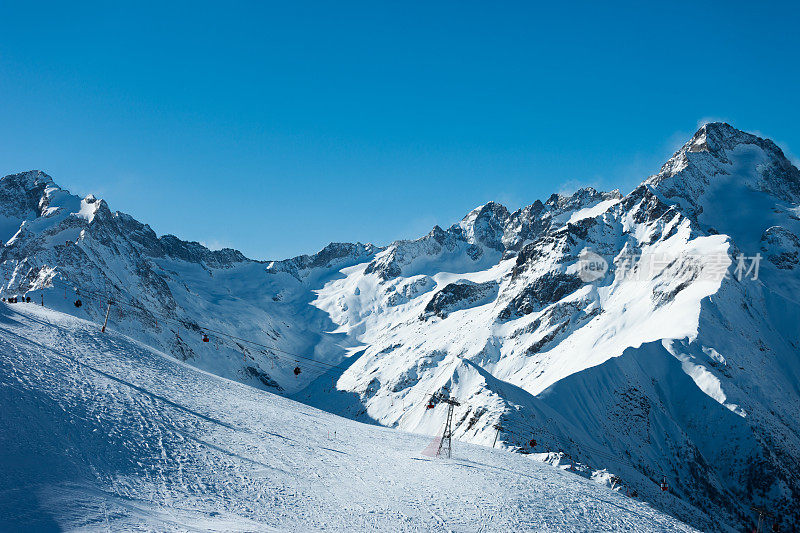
[0,171,378,394]
[2,122,798,532]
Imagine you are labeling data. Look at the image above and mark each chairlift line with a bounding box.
[23,275,349,374]
[490,411,660,479]
[40,278,341,372]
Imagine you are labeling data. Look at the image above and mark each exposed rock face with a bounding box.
[422,280,499,319]
[3,123,800,532]
[454,201,510,251]
[761,225,800,269]
[497,273,583,320]
[647,122,800,220]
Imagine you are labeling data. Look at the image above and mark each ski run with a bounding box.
[1,303,696,532]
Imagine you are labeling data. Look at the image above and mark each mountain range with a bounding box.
[2,122,798,532]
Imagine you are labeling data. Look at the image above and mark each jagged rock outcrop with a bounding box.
[421,280,499,319]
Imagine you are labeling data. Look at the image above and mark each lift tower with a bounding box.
[435,394,461,458]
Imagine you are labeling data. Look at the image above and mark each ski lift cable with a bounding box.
[42,278,328,365]
[754,279,800,308]
[496,412,652,473]
[40,278,342,372]
[507,411,686,485]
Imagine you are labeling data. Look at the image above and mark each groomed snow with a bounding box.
[0,303,696,532]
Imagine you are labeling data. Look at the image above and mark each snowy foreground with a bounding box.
[0,304,695,532]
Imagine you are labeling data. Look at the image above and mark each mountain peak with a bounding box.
[457,201,510,251]
[644,122,800,223]
[651,122,798,185]
[687,122,766,155]
[0,171,61,222]
[1,170,55,191]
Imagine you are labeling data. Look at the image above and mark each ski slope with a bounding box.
[0,303,696,532]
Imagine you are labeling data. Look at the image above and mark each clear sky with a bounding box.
[1,1,798,259]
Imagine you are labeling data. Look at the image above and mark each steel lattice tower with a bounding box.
[435,395,460,458]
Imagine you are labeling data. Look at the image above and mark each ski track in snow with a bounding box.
[0,304,696,532]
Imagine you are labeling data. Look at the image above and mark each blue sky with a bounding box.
[1,1,798,259]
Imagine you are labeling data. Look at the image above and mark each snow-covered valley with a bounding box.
[2,122,799,531]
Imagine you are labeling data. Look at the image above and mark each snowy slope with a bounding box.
[0,303,697,532]
[2,122,799,532]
